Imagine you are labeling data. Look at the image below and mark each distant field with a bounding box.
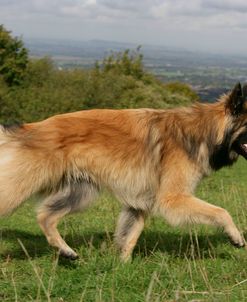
[1,159,247,301]
[39,54,247,102]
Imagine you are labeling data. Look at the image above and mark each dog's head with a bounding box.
[209,83,247,170]
[226,83,247,160]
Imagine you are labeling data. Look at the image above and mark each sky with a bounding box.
[1,0,247,55]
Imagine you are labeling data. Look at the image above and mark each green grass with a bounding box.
[1,159,247,302]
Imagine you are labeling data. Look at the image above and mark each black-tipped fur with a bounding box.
[47,181,99,214]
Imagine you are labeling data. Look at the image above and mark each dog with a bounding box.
[0,83,246,261]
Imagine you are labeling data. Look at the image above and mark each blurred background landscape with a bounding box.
[2,25,247,125]
[26,37,247,101]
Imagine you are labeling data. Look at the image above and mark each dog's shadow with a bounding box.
[1,228,246,262]
[136,230,247,260]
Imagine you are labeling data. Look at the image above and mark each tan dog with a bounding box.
[0,83,246,261]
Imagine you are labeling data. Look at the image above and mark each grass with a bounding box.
[0,159,247,301]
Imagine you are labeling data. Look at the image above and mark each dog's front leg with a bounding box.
[156,193,245,247]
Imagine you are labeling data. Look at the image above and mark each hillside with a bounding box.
[0,48,198,124]
[25,38,247,102]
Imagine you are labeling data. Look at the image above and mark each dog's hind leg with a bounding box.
[158,194,245,247]
[115,207,145,262]
[37,181,99,259]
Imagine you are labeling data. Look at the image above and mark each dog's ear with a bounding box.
[226,82,245,116]
[242,83,247,100]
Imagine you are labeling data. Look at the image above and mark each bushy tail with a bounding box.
[0,126,62,215]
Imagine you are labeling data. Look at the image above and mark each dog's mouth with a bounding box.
[240,143,247,158]
[233,142,247,159]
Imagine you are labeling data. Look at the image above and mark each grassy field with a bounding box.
[0,159,247,302]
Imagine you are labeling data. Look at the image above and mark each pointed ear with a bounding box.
[226,82,245,116]
[242,83,247,100]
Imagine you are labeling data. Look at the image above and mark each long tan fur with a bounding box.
[0,85,246,260]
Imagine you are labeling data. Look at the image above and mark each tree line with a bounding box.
[0,25,198,124]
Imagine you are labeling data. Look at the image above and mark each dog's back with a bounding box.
[0,109,159,216]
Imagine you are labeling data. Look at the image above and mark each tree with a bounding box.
[102,48,144,80]
[0,25,29,85]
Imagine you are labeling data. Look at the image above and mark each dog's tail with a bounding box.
[0,124,64,215]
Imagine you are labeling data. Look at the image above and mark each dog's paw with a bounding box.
[226,227,245,248]
[230,240,245,248]
[59,249,79,260]
[229,234,245,248]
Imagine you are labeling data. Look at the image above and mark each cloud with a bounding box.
[1,0,247,24]
[203,0,247,13]
[1,0,247,54]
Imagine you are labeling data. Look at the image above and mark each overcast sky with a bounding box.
[1,0,247,55]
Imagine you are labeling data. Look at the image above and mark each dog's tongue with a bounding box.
[242,144,247,152]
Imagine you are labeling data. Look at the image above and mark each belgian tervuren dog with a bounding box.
[0,83,246,261]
